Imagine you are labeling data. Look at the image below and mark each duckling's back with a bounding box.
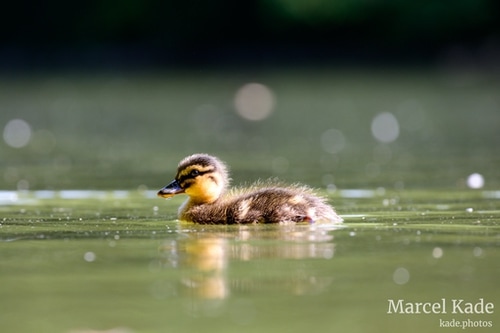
[223,187,341,224]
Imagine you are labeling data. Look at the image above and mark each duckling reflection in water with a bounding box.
[158,228,336,300]
[157,153,342,224]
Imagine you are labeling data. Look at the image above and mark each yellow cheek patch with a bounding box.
[184,174,222,204]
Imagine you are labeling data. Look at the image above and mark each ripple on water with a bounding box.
[0,190,159,205]
[0,191,18,204]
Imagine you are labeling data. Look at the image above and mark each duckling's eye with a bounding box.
[190,169,200,177]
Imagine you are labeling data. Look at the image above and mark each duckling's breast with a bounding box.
[179,199,228,224]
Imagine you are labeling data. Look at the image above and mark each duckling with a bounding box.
[157,153,342,224]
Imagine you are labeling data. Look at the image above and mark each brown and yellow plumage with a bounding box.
[157,154,342,224]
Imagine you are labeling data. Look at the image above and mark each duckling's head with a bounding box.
[157,154,229,204]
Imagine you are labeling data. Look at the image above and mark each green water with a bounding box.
[1,190,499,333]
[1,69,499,190]
[1,69,499,332]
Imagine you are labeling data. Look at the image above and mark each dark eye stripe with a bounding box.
[177,168,214,186]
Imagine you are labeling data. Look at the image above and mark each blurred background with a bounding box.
[1,0,500,190]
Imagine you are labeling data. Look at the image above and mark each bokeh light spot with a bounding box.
[472,247,483,257]
[234,83,275,121]
[371,112,399,143]
[432,247,443,259]
[467,173,484,189]
[3,119,32,148]
[84,251,96,262]
[393,267,410,285]
[320,128,346,154]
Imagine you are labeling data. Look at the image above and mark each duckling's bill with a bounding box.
[158,179,184,198]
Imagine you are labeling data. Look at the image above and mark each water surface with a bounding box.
[1,190,498,333]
